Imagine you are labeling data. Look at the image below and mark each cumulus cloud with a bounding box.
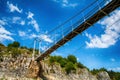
[12,17,25,25]
[28,19,39,32]
[18,31,26,37]
[29,33,53,43]
[0,20,6,25]
[7,1,22,13]
[27,11,40,32]
[40,34,53,43]
[0,21,14,42]
[12,17,21,23]
[53,0,78,8]
[85,9,120,48]
[29,33,37,39]
[27,12,34,19]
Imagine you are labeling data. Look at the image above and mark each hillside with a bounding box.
[0,42,120,80]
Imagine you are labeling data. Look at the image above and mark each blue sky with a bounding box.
[0,0,120,72]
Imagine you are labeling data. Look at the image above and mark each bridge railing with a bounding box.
[39,0,111,53]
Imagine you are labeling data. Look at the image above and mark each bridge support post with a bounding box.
[32,40,36,60]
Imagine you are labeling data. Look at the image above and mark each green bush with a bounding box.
[67,55,77,64]
[11,48,21,57]
[59,58,67,67]
[49,55,86,74]
[8,41,20,48]
[77,62,85,68]
[49,56,56,63]
[65,62,76,74]
[108,70,120,80]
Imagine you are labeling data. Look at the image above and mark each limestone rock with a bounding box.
[0,56,112,80]
[97,71,111,80]
[26,60,39,78]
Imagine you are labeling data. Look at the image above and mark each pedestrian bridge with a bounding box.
[34,0,120,61]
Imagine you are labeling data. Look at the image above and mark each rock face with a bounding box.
[0,56,111,80]
[26,60,39,78]
[97,71,111,80]
[38,62,111,80]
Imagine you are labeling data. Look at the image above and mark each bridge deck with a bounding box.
[36,0,120,61]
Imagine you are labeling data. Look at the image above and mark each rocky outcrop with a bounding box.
[26,60,39,78]
[97,71,111,80]
[0,56,111,80]
[37,62,111,80]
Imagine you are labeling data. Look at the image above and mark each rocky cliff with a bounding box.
[0,56,111,80]
[37,61,111,80]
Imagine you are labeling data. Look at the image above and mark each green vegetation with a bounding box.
[91,68,107,75]
[49,55,120,78]
[91,68,120,80]
[0,41,34,58]
[67,55,77,64]
[65,62,76,74]
[49,55,85,74]
[8,41,20,48]
[0,41,120,79]
[107,70,120,80]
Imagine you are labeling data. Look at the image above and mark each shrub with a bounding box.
[67,55,77,64]
[49,56,56,63]
[8,41,20,48]
[11,48,21,57]
[59,58,67,67]
[77,62,85,68]
[65,62,76,74]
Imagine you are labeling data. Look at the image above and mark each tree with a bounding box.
[8,41,20,48]
[12,41,20,48]
[59,58,67,67]
[77,62,85,68]
[65,62,76,74]
[49,56,56,63]
[67,55,77,64]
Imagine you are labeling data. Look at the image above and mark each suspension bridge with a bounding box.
[34,0,120,61]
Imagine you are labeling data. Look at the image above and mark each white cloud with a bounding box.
[29,33,53,43]
[27,12,34,19]
[12,17,21,23]
[0,26,11,35]
[29,33,37,39]
[53,0,78,8]
[0,26,14,42]
[20,21,25,25]
[0,20,6,25]
[0,19,14,42]
[27,11,40,32]
[28,19,39,32]
[0,34,14,42]
[18,31,26,37]
[85,9,120,48]
[7,1,22,13]
[12,17,25,25]
[40,34,53,43]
